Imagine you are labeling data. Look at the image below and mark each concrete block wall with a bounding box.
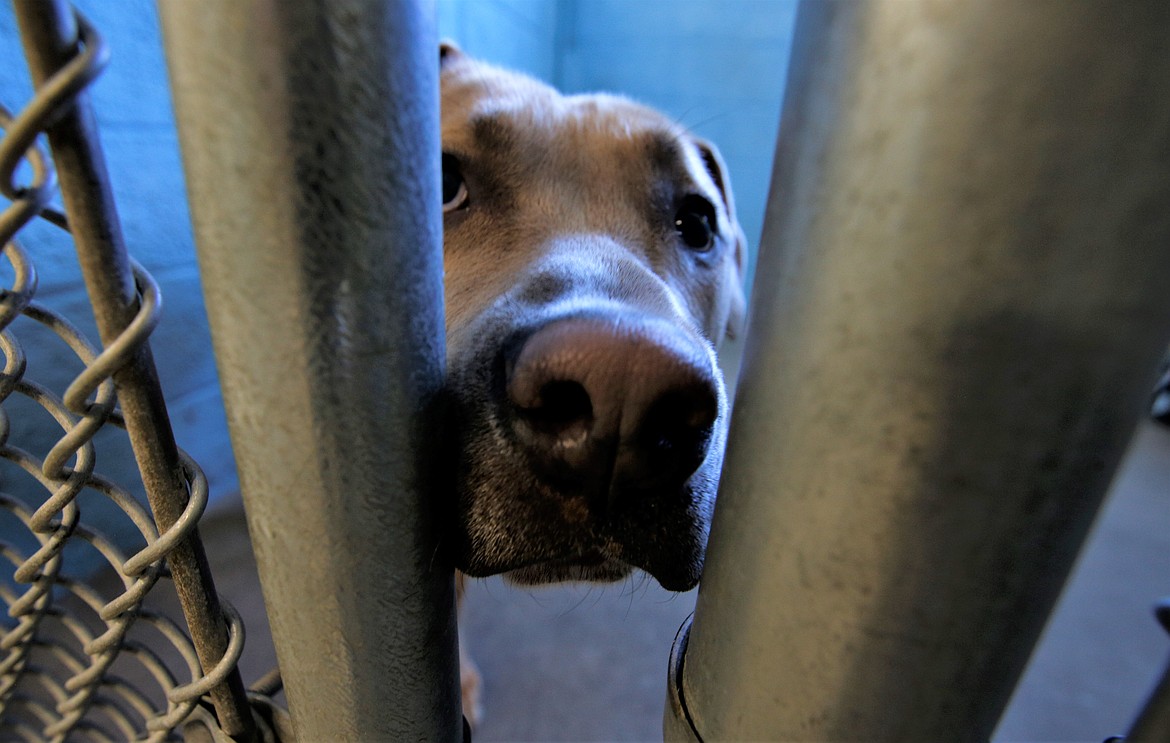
[556,0,797,284]
[438,0,798,287]
[438,0,560,82]
[0,1,794,548]
[0,0,235,547]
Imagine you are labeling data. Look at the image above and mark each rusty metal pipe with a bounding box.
[667,0,1170,740]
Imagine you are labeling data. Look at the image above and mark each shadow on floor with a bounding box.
[186,422,1169,742]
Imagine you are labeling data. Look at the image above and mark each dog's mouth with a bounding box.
[502,549,633,586]
[454,495,711,591]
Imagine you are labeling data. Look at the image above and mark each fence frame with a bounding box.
[666,1,1170,740]
[159,1,461,740]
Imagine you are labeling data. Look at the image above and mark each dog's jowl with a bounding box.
[440,43,746,596]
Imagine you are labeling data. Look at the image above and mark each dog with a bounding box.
[438,43,746,724]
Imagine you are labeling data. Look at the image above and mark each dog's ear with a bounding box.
[440,40,465,68]
[692,137,748,341]
[693,138,735,217]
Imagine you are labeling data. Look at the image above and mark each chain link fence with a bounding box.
[0,3,287,740]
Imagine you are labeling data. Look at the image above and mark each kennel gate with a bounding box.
[663,1,1170,740]
[0,0,459,739]
[0,0,267,740]
[2,0,1170,741]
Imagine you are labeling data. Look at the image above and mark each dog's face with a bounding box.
[440,45,746,592]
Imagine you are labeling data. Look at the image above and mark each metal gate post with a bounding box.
[158,1,460,741]
[667,1,1170,741]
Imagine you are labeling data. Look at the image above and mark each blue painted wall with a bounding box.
[557,0,796,278]
[0,0,235,549]
[440,0,798,285]
[0,2,794,537]
[438,0,560,82]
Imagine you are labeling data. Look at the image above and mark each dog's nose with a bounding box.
[506,316,719,507]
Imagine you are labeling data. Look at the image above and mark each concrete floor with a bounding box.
[994,422,1170,743]
[195,421,1170,742]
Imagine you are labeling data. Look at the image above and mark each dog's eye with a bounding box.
[442,152,469,212]
[674,195,717,251]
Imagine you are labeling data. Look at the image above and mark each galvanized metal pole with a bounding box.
[667,1,1170,741]
[159,2,460,741]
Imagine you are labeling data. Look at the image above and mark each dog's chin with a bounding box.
[502,555,633,586]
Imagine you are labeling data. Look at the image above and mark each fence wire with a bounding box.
[0,4,286,741]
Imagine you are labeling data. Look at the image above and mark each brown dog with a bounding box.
[439,43,746,723]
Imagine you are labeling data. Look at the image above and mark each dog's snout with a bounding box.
[506,317,719,508]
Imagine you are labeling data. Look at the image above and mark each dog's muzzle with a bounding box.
[448,247,727,591]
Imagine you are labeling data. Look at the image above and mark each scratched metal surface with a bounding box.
[160,1,460,740]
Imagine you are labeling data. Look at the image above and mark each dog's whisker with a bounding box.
[675,108,734,136]
[635,572,654,603]
[480,576,499,602]
[524,587,551,608]
[559,584,596,617]
[621,578,638,621]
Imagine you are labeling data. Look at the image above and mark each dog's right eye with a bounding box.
[442,153,469,212]
[674,194,717,251]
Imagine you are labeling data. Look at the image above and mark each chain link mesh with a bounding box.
[0,4,284,741]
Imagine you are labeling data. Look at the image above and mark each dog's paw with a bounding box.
[460,650,484,729]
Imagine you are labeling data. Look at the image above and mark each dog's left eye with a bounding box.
[442,152,469,212]
[674,195,717,251]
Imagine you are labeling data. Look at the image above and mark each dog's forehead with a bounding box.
[441,62,700,173]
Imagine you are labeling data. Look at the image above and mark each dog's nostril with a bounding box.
[518,380,593,443]
[639,387,717,472]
